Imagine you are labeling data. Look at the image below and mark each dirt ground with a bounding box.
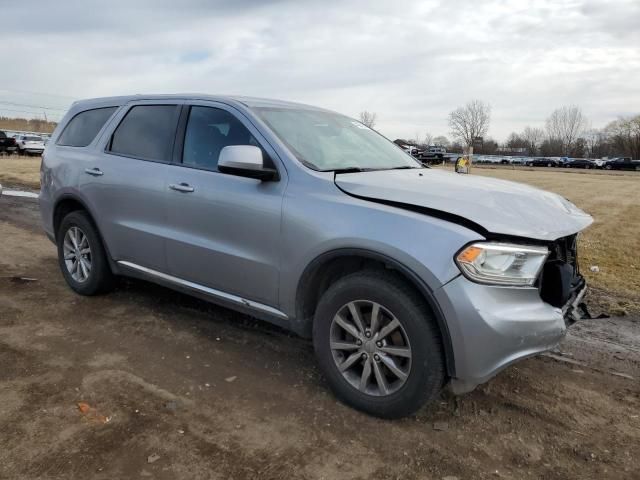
[1,194,639,479]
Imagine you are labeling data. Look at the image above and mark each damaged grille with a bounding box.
[539,234,584,308]
[551,234,578,268]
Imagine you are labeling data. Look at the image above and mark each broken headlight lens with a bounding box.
[455,242,549,286]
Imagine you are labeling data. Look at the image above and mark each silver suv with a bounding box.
[40,95,592,418]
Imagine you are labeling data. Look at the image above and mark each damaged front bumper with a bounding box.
[562,276,588,325]
[437,272,588,395]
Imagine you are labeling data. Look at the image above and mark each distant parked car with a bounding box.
[421,146,446,163]
[0,130,18,155]
[566,159,596,169]
[15,135,45,156]
[528,158,559,167]
[603,157,640,171]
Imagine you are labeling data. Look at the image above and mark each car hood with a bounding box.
[335,169,593,241]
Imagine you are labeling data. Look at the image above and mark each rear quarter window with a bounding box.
[57,107,118,147]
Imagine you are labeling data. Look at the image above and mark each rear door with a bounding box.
[80,101,181,271]
[164,102,286,306]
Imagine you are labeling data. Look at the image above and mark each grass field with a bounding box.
[1,157,638,313]
[0,155,41,189]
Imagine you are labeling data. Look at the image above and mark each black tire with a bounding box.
[57,211,115,295]
[313,270,445,418]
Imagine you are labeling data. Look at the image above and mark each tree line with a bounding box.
[0,116,58,134]
[361,102,640,159]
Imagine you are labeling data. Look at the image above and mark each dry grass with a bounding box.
[0,117,57,133]
[0,155,41,189]
[1,158,638,313]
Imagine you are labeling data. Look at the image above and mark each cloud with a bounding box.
[1,0,638,141]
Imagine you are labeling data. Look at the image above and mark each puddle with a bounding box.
[1,190,39,199]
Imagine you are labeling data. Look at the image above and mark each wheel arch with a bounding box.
[52,194,118,273]
[295,248,456,377]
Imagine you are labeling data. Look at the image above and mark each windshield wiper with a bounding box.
[327,167,379,174]
[326,165,423,174]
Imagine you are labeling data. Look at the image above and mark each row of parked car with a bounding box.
[0,130,48,156]
[471,154,640,171]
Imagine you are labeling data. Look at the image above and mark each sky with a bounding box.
[1,0,638,142]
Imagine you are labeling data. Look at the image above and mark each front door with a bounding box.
[164,104,285,306]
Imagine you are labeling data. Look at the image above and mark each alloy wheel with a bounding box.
[63,226,92,283]
[329,300,412,396]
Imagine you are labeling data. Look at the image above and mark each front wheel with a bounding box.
[57,211,115,295]
[313,271,445,418]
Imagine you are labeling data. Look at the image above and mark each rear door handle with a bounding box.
[169,183,195,193]
[84,168,103,176]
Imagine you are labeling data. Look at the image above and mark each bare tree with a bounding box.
[423,132,434,146]
[605,115,640,160]
[583,128,609,158]
[358,111,377,129]
[433,135,449,147]
[545,106,588,156]
[521,126,545,155]
[448,100,491,147]
[506,132,527,150]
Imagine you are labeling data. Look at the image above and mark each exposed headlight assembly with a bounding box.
[455,242,549,286]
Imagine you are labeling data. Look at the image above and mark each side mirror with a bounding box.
[218,145,278,181]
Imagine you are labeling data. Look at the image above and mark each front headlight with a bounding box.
[455,242,549,286]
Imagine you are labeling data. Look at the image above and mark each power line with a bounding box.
[0,107,62,120]
[0,101,68,111]
[0,88,77,100]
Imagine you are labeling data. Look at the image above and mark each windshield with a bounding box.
[252,107,421,171]
[25,136,42,141]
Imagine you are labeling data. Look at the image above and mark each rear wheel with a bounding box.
[57,211,115,295]
[313,271,445,418]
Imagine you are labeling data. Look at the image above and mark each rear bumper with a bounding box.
[436,275,586,394]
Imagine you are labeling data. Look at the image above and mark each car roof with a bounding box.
[69,94,330,113]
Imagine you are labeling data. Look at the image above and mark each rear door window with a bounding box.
[57,107,117,147]
[109,105,180,162]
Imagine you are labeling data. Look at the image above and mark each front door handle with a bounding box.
[169,183,195,193]
[84,167,103,176]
